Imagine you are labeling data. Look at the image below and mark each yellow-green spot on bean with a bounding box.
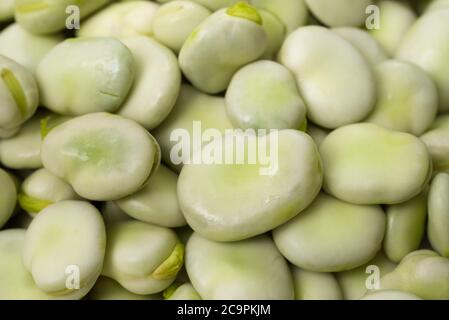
[61,130,128,168]
[152,242,184,280]
[162,282,182,299]
[18,192,53,215]
[1,68,27,117]
[16,1,49,13]
[40,116,51,138]
[227,2,262,25]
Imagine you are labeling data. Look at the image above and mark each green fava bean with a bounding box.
[116,164,186,228]
[273,193,385,272]
[421,114,449,173]
[41,113,160,201]
[0,168,17,228]
[0,111,70,169]
[278,26,376,129]
[164,282,202,300]
[0,24,63,73]
[0,0,14,22]
[78,1,159,39]
[383,192,427,263]
[304,0,373,27]
[428,173,449,258]
[251,0,308,34]
[0,55,39,132]
[36,38,135,116]
[225,60,306,130]
[332,27,388,66]
[0,229,82,299]
[152,1,211,53]
[89,277,161,300]
[320,123,432,205]
[23,201,106,297]
[0,115,43,169]
[102,221,184,295]
[336,251,396,300]
[18,168,80,217]
[397,9,449,112]
[292,267,342,300]
[185,233,294,300]
[366,60,438,136]
[14,0,111,35]
[179,2,267,94]
[370,1,417,56]
[118,36,181,130]
[361,290,421,300]
[379,250,449,299]
[178,130,323,242]
[152,84,234,172]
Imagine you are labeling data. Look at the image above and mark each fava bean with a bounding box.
[292,267,342,300]
[185,233,294,299]
[225,60,306,130]
[23,201,106,297]
[118,36,181,130]
[366,60,438,136]
[421,115,449,173]
[370,0,417,56]
[102,220,184,294]
[379,250,449,299]
[0,55,39,133]
[41,113,160,201]
[18,168,80,217]
[36,38,135,115]
[116,164,186,228]
[320,123,432,204]
[397,9,449,112]
[279,26,376,129]
[273,193,385,272]
[0,168,17,228]
[152,1,211,53]
[383,192,427,262]
[179,2,267,93]
[428,173,449,258]
[178,130,323,241]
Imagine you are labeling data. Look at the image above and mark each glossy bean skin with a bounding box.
[320,123,432,205]
[178,130,323,241]
[185,233,294,300]
[179,3,267,93]
[273,193,385,272]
